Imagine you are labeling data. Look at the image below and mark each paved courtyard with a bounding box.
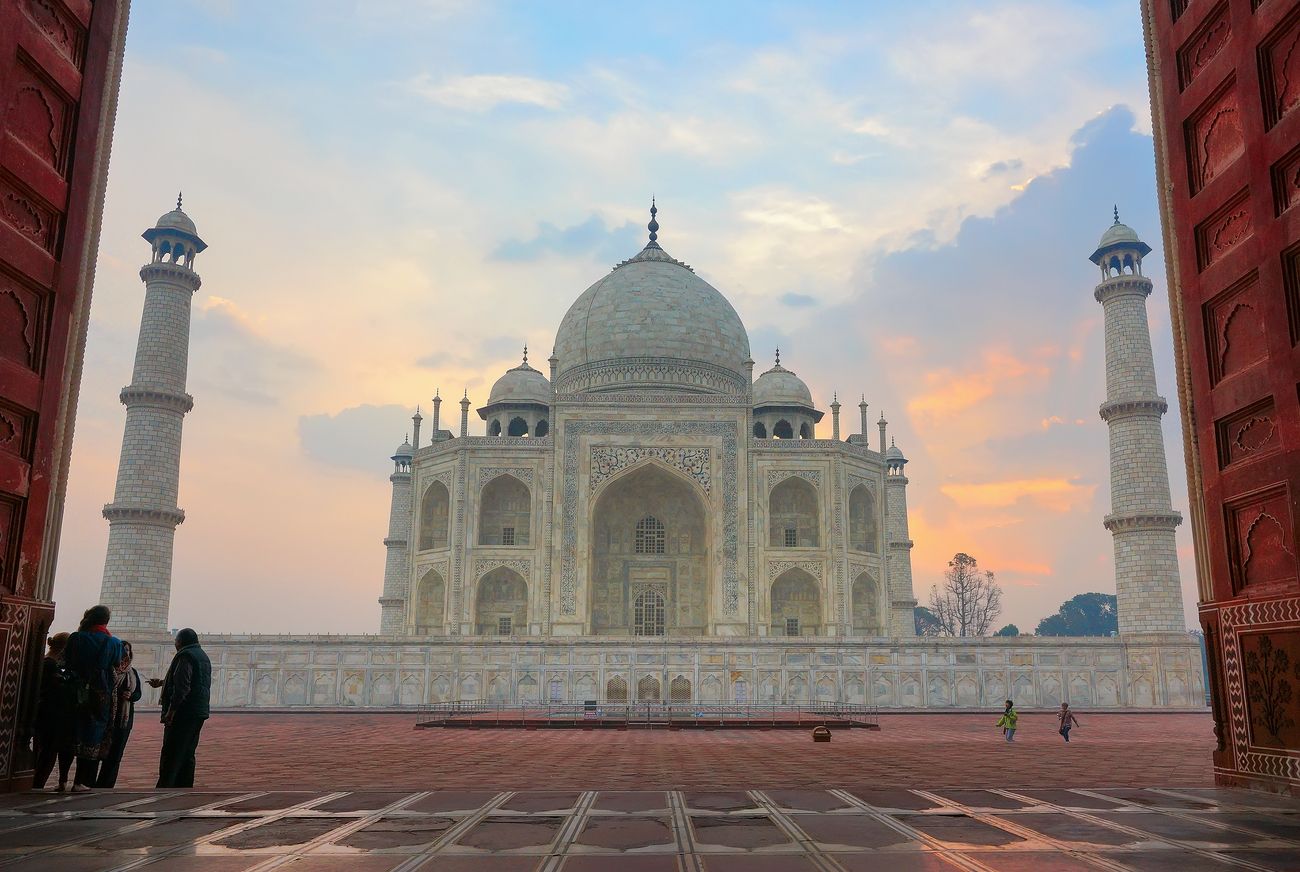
[103,712,1216,790]
[6,712,1285,871]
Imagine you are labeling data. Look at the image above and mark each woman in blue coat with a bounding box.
[63,605,123,791]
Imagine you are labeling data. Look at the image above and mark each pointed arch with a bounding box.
[507,416,528,437]
[606,675,628,702]
[772,419,794,440]
[419,480,450,551]
[637,675,661,701]
[770,476,819,547]
[474,566,527,635]
[753,421,767,438]
[848,483,877,552]
[479,474,531,546]
[850,571,879,635]
[414,568,446,634]
[771,568,822,636]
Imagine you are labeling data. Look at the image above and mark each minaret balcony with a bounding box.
[1102,510,1183,532]
[102,503,186,527]
[1099,396,1168,421]
[140,261,202,288]
[119,385,194,413]
[1094,275,1153,303]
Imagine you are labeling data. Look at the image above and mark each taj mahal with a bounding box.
[95,200,1204,710]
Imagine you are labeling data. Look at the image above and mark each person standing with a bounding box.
[32,633,74,791]
[63,606,123,791]
[996,699,1018,743]
[95,641,142,788]
[1057,702,1081,742]
[148,628,211,788]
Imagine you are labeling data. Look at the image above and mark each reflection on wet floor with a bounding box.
[0,786,1296,871]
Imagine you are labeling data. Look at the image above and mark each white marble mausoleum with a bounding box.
[100,203,1205,710]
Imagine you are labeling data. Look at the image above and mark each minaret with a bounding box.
[378,436,414,633]
[99,197,206,634]
[884,439,917,636]
[830,393,841,440]
[877,411,887,454]
[1091,211,1185,634]
[459,390,470,437]
[859,396,869,438]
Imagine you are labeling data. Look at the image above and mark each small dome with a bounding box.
[487,356,551,407]
[1096,221,1139,250]
[753,355,813,408]
[885,440,906,461]
[155,208,197,236]
[393,439,413,459]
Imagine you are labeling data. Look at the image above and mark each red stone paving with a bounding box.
[103,711,1214,790]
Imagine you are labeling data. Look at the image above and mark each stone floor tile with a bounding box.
[1219,849,1300,871]
[499,791,582,813]
[411,857,540,871]
[329,815,455,849]
[683,791,761,813]
[894,813,1026,847]
[829,854,965,872]
[975,852,1117,872]
[405,791,499,814]
[131,792,231,812]
[700,856,821,871]
[690,815,793,849]
[127,858,270,872]
[216,792,319,812]
[590,791,670,813]
[846,789,942,810]
[1096,851,1235,870]
[211,817,346,850]
[312,791,411,812]
[573,815,674,850]
[933,789,1034,809]
[996,812,1147,847]
[1014,789,1126,809]
[276,857,409,871]
[1092,812,1262,845]
[763,790,855,812]
[1204,812,1300,841]
[1,855,130,872]
[562,855,682,871]
[454,816,565,852]
[0,818,133,847]
[84,816,243,849]
[792,814,919,849]
[1094,789,1215,809]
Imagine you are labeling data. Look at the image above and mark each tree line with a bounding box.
[911,552,1120,638]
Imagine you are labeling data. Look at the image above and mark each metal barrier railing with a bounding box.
[415,699,880,728]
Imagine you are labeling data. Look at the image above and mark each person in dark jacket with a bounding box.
[148,628,211,788]
[63,605,124,791]
[32,632,74,791]
[95,641,142,788]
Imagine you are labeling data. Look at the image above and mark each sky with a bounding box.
[52,0,1198,635]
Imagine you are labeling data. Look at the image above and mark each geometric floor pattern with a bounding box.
[2,786,1299,872]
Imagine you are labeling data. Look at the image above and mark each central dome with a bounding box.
[553,209,751,395]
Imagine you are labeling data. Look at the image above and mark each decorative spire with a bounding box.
[832,391,839,405]
[522,344,529,366]
[177,191,183,211]
[413,405,422,419]
[434,388,440,399]
[1113,204,1120,225]
[774,347,781,366]
[647,197,659,245]
[860,394,867,405]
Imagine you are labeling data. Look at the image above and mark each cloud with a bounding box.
[298,404,413,473]
[940,477,1095,513]
[402,73,570,111]
[491,215,639,264]
[908,347,1055,421]
[190,296,317,405]
[779,292,818,308]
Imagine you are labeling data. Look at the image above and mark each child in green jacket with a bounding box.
[996,700,1018,742]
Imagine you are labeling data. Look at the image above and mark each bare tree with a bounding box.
[928,552,1003,637]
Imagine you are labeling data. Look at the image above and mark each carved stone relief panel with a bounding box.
[1196,189,1252,270]
[1185,81,1243,194]
[766,469,821,492]
[1204,272,1266,384]
[1176,2,1231,90]
[1215,397,1281,470]
[590,446,711,495]
[1226,485,1297,593]
[5,59,71,174]
[1262,9,1300,128]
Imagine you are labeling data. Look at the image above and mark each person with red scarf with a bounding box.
[63,605,123,791]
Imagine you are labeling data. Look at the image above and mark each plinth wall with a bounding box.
[122,635,1205,710]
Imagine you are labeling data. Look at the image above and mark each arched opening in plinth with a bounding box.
[414,568,445,634]
[474,567,528,635]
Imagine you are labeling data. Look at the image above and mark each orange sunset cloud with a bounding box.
[940,477,1095,513]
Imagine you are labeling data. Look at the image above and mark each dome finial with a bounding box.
[647,197,659,244]
[522,344,529,365]
[774,347,781,366]
[177,191,183,211]
[1113,204,1120,225]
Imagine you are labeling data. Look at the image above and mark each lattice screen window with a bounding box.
[785,617,800,636]
[497,616,512,635]
[635,516,666,554]
[501,526,515,546]
[633,589,666,636]
[784,528,798,548]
